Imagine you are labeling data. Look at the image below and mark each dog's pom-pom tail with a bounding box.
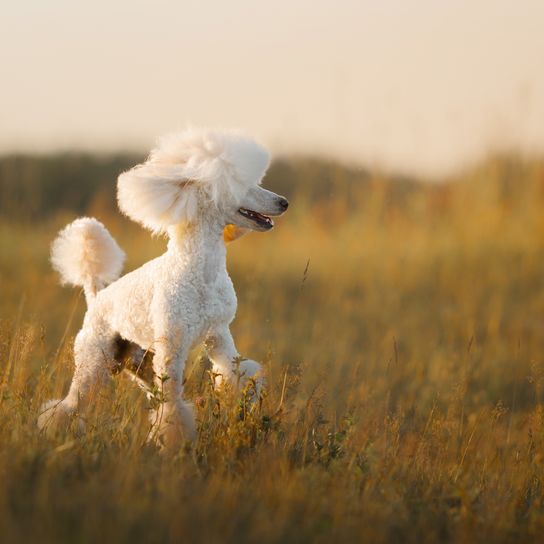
[51,217,125,300]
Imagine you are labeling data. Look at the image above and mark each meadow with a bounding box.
[1,154,544,543]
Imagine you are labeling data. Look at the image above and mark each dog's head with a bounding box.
[117,128,288,237]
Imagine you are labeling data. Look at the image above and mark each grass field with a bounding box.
[2,157,544,542]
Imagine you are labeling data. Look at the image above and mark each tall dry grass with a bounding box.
[1,157,544,542]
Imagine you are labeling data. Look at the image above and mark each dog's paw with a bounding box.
[37,399,84,437]
[238,359,265,399]
[177,400,197,441]
[148,400,196,451]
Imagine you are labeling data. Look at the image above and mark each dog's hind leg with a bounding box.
[38,325,116,435]
[148,336,196,448]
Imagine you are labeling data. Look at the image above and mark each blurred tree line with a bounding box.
[0,151,541,221]
[0,152,423,221]
[0,153,142,220]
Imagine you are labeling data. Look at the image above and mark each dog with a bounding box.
[38,127,289,448]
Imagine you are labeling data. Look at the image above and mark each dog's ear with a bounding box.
[117,162,198,233]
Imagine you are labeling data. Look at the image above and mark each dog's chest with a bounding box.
[200,272,237,327]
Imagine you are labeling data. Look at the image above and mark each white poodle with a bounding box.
[38,127,289,447]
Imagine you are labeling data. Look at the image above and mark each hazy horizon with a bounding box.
[2,0,543,176]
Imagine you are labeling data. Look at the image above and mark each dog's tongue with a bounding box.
[254,212,272,224]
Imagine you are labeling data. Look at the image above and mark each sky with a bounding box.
[1,0,543,176]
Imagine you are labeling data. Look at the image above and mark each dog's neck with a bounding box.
[166,219,227,274]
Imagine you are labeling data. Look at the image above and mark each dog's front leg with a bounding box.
[149,338,196,448]
[206,325,264,395]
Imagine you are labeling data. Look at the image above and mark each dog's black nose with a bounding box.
[278,198,289,210]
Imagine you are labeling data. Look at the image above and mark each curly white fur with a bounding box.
[117,127,270,233]
[50,217,125,300]
[39,127,288,450]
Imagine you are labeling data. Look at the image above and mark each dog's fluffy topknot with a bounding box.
[117,127,270,233]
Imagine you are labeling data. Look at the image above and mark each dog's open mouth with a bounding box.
[238,208,274,229]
